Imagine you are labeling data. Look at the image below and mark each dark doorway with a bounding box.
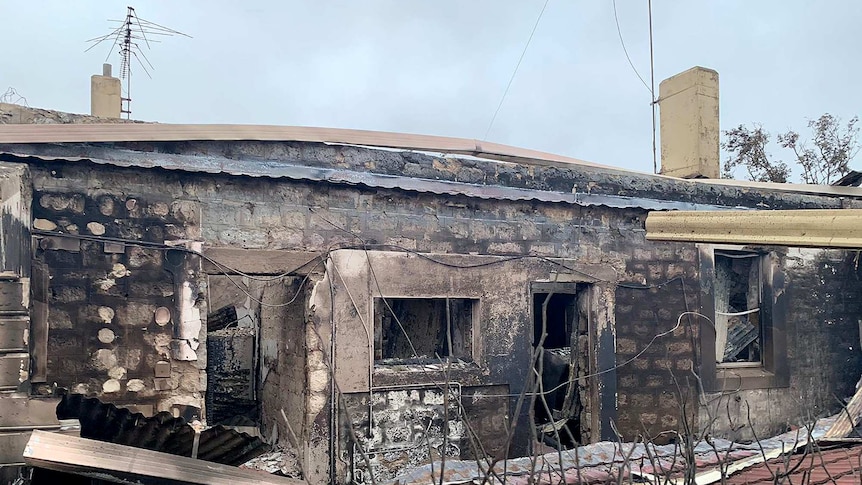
[206,304,259,426]
[533,293,577,349]
[531,283,590,449]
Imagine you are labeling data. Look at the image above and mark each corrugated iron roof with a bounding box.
[385,417,837,484]
[0,123,616,171]
[24,430,302,485]
[2,123,862,199]
[821,381,862,441]
[0,151,731,211]
[56,393,269,466]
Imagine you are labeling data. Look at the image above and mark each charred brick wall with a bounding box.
[613,243,701,440]
[785,250,862,414]
[16,142,862,481]
[700,248,862,439]
[616,244,862,441]
[30,167,205,415]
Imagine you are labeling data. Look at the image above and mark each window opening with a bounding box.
[374,297,476,363]
[714,250,762,365]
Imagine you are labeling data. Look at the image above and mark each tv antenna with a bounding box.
[86,6,190,118]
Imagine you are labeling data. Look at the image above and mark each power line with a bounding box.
[612,0,659,174]
[612,0,651,94]
[483,0,550,141]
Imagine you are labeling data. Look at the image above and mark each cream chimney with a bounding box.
[658,67,719,179]
[90,63,121,119]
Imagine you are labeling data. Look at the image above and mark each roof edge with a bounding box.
[0,122,618,169]
[2,123,862,199]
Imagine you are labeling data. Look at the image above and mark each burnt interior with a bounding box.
[205,275,307,439]
[374,297,476,363]
[714,251,762,364]
[532,286,590,449]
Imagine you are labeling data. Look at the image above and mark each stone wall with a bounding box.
[11,140,862,483]
[30,166,205,415]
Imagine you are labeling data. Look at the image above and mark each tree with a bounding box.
[721,114,859,184]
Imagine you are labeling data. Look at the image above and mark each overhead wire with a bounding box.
[482,0,550,141]
[612,0,651,94]
[35,221,709,421]
[611,0,659,174]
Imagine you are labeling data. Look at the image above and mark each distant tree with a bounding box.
[721,114,859,184]
[721,124,791,183]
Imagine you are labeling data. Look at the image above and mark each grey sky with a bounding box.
[2,1,860,175]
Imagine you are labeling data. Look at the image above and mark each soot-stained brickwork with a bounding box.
[1,137,861,484]
[30,174,205,415]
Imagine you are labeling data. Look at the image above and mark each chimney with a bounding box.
[658,66,719,179]
[90,63,121,119]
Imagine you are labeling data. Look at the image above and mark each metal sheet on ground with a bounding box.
[23,430,304,485]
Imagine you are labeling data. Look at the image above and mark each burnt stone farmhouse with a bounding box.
[0,68,860,484]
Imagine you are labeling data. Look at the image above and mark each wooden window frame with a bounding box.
[698,244,789,392]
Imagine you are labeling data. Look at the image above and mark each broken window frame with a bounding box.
[713,249,763,368]
[698,244,789,392]
[373,296,479,364]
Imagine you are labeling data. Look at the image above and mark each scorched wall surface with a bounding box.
[2,139,859,483]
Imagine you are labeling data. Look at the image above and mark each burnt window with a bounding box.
[699,245,789,391]
[714,251,763,365]
[374,297,476,363]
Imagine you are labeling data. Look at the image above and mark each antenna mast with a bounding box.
[86,6,190,119]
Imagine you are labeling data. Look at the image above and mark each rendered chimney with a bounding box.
[658,67,720,179]
[90,63,121,119]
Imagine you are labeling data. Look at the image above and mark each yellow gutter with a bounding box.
[645,209,862,249]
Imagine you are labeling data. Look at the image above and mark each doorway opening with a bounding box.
[531,283,591,449]
[205,274,308,442]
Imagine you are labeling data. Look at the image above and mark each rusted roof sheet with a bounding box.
[646,209,862,248]
[724,444,862,485]
[23,430,302,485]
[57,393,269,466]
[822,384,862,440]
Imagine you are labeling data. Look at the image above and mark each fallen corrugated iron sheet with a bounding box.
[385,416,836,484]
[724,443,862,485]
[822,383,862,440]
[23,430,302,485]
[56,393,269,466]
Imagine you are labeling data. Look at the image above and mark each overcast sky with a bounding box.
[2,1,860,174]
